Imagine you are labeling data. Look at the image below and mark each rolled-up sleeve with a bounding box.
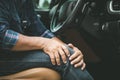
[0,24,19,50]
[41,30,55,38]
[2,29,19,49]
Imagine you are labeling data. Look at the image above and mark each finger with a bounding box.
[54,51,61,65]
[68,44,83,58]
[70,55,83,65]
[62,45,70,57]
[68,43,74,48]
[81,63,86,70]
[74,59,84,68]
[49,53,56,65]
[69,51,82,60]
[58,48,67,64]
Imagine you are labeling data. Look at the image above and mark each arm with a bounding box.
[11,33,85,69]
[11,33,69,65]
[0,25,85,69]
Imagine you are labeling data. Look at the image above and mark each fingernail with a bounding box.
[58,63,60,65]
[64,61,67,64]
[52,63,55,65]
[74,65,77,68]
[82,68,83,70]
[81,68,84,70]
[71,62,73,65]
[68,54,70,57]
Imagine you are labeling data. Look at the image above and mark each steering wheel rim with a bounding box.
[50,0,85,33]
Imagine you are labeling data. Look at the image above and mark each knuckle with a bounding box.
[56,56,59,59]
[78,56,83,60]
[60,53,65,57]
[84,62,86,66]
[62,45,66,49]
[56,57,60,60]
[50,56,55,60]
[80,54,83,58]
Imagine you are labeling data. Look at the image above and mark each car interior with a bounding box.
[1,0,119,80]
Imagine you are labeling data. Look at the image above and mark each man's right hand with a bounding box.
[41,37,70,65]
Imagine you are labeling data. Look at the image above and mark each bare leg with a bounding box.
[0,68,61,80]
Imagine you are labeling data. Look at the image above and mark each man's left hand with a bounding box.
[68,43,86,70]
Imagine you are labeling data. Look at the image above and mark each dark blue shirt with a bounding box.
[0,0,55,51]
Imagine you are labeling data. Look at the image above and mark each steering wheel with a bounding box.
[50,0,85,33]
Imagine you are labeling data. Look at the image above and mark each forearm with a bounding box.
[11,33,48,51]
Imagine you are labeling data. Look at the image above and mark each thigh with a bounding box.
[0,68,61,80]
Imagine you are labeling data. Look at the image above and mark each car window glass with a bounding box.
[33,0,51,11]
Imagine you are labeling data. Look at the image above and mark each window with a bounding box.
[33,0,51,11]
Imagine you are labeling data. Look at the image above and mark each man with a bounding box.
[0,0,93,80]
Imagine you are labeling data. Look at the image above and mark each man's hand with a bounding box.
[68,43,86,70]
[42,38,70,66]
[12,34,85,70]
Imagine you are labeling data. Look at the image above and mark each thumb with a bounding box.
[67,43,74,48]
